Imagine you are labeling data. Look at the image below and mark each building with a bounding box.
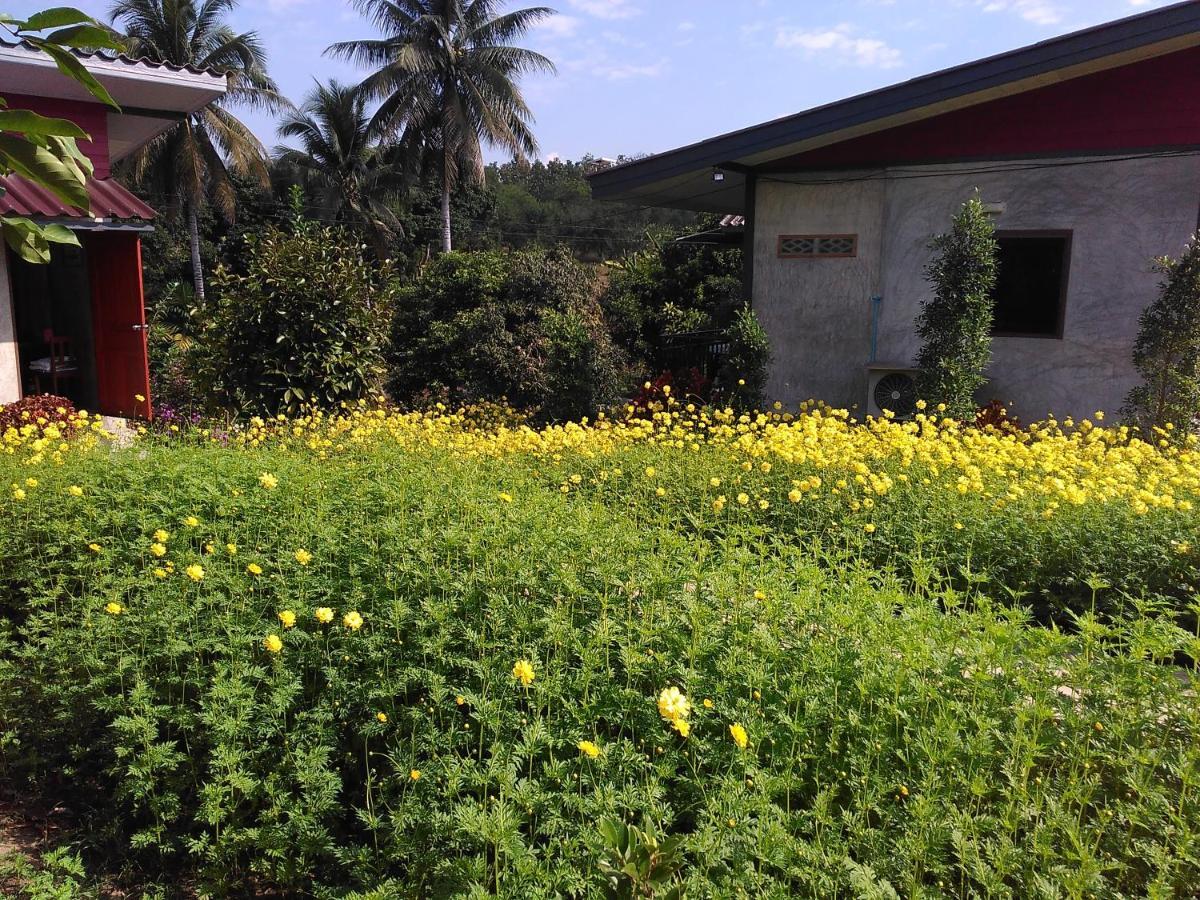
[0,40,225,419]
[590,0,1200,420]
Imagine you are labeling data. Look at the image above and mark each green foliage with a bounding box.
[0,848,94,900]
[713,307,771,409]
[1124,234,1200,437]
[915,196,999,419]
[196,220,400,414]
[389,248,627,420]
[598,819,686,899]
[602,227,743,370]
[0,431,1199,897]
[0,8,121,263]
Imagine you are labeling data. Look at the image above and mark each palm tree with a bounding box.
[109,0,284,300]
[330,0,555,253]
[274,80,409,257]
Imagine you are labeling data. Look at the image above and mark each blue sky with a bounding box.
[6,0,1181,161]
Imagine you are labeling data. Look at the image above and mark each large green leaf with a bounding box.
[37,42,118,108]
[1,215,79,264]
[43,24,123,52]
[21,7,97,31]
[0,109,89,139]
[0,133,91,210]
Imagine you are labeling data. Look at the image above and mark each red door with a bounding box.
[86,232,152,419]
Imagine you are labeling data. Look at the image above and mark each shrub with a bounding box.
[389,247,626,420]
[915,196,999,419]
[1123,234,1200,437]
[0,395,80,434]
[195,220,399,415]
[712,306,771,408]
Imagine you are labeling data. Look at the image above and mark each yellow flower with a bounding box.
[12,489,26,501]
[864,523,876,534]
[709,477,721,487]
[655,487,666,497]
[788,489,803,503]
[343,610,364,631]
[153,529,170,542]
[294,549,312,566]
[153,568,167,579]
[263,634,283,654]
[455,695,466,706]
[258,472,279,490]
[657,686,691,723]
[736,493,749,505]
[729,722,749,750]
[88,542,101,553]
[104,602,123,615]
[185,564,205,582]
[644,466,656,478]
[409,769,421,781]
[670,717,690,738]
[24,478,37,488]
[578,740,601,759]
[498,491,513,503]
[702,698,714,709]
[278,609,297,629]
[376,712,388,724]
[247,563,263,576]
[512,659,536,686]
[68,485,83,497]
[150,543,167,557]
[226,543,238,555]
[315,607,335,624]
[134,393,146,403]
[184,516,200,528]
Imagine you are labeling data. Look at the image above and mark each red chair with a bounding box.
[29,329,80,396]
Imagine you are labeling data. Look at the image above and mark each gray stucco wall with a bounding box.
[753,155,1200,419]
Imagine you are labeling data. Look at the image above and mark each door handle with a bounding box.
[132,324,149,332]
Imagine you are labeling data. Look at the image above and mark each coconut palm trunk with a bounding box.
[186,200,205,301]
[440,162,453,253]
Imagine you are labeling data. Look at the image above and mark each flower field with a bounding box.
[1,400,1199,897]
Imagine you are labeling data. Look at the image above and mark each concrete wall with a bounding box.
[753,154,1200,419]
[0,250,19,406]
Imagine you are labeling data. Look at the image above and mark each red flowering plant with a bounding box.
[0,394,82,434]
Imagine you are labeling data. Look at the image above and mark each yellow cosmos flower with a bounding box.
[153,568,167,579]
[134,394,146,403]
[315,607,335,624]
[710,477,721,487]
[105,602,124,615]
[729,723,749,750]
[736,493,749,506]
[68,485,83,497]
[226,543,238,555]
[376,712,388,724]
[578,740,601,759]
[498,491,513,503]
[670,717,691,738]
[644,466,656,478]
[88,542,101,553]
[184,516,200,528]
[258,472,279,489]
[185,564,204,582]
[12,489,26,501]
[150,543,167,557]
[263,634,283,654]
[455,695,466,706]
[278,610,297,629]
[294,549,312,566]
[409,769,421,781]
[512,659,536,686]
[343,610,364,631]
[864,523,877,534]
[702,698,714,709]
[247,563,263,576]
[657,686,691,724]
[153,529,170,542]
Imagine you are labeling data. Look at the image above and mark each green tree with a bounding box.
[275,79,409,257]
[915,196,998,419]
[1123,235,1200,437]
[109,0,284,301]
[0,8,122,263]
[330,0,555,253]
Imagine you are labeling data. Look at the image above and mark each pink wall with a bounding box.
[7,94,110,178]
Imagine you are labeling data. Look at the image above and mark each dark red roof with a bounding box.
[0,175,156,221]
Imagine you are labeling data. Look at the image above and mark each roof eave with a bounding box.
[590,0,1200,201]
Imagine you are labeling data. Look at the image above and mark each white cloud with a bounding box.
[534,14,583,38]
[678,21,696,31]
[774,24,903,68]
[979,0,1063,25]
[567,0,640,20]
[266,0,308,11]
[596,59,666,80]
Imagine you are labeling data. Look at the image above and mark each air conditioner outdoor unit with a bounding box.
[866,364,920,419]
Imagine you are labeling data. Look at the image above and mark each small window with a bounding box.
[777,234,858,259]
[991,232,1071,338]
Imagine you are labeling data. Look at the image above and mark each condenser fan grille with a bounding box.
[874,372,917,417]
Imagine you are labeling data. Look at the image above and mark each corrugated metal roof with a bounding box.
[1,36,228,80]
[0,175,156,221]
